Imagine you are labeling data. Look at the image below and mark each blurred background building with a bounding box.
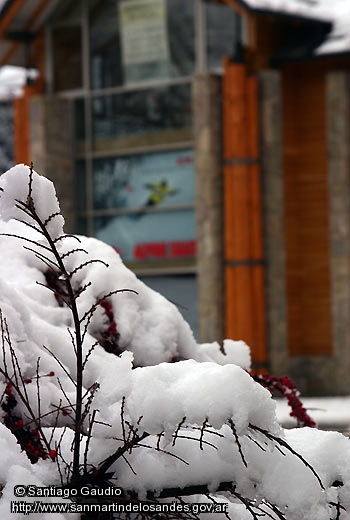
[0,0,349,395]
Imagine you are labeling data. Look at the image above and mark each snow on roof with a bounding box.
[0,66,38,99]
[315,1,350,55]
[243,0,350,55]
[0,66,27,99]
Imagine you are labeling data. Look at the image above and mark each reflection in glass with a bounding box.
[75,160,87,212]
[92,84,192,151]
[74,99,85,153]
[94,210,196,262]
[76,216,88,236]
[92,149,194,210]
[90,0,122,90]
[89,0,194,89]
[206,3,241,70]
[167,0,194,77]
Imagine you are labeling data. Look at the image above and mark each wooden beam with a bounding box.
[0,0,26,38]
[25,0,49,31]
[0,41,18,66]
[220,0,250,18]
[0,0,48,67]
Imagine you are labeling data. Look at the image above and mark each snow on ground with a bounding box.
[0,164,349,519]
[276,396,350,433]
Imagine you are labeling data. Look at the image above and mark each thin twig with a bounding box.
[42,345,76,387]
[229,419,247,467]
[249,424,325,490]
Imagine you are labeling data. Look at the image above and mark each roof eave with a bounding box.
[224,0,332,27]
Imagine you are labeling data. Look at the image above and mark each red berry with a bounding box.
[109,322,117,335]
[49,449,57,459]
[25,378,32,384]
[5,382,13,395]
[48,371,55,377]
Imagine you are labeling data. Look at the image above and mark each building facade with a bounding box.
[0,0,349,395]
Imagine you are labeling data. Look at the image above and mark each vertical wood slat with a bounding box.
[283,63,332,356]
[223,59,267,366]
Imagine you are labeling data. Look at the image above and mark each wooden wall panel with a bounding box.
[283,63,332,356]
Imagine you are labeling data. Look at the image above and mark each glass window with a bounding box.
[74,99,86,154]
[90,0,123,90]
[167,0,195,77]
[53,25,82,91]
[118,0,170,84]
[141,274,198,338]
[85,149,196,263]
[92,84,192,152]
[89,0,194,89]
[92,150,194,210]
[75,160,87,212]
[206,2,241,70]
[76,216,89,236]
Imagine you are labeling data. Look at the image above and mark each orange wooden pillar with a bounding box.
[223,59,267,368]
[14,79,44,165]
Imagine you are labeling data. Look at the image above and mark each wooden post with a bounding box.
[223,59,267,368]
[14,80,44,165]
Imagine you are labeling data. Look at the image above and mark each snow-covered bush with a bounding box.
[0,164,349,520]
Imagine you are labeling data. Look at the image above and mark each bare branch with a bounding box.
[229,419,247,467]
[84,409,98,473]
[0,233,52,252]
[60,248,89,261]
[145,481,235,500]
[82,341,99,371]
[42,345,76,387]
[249,424,325,490]
[43,211,62,227]
[68,259,109,279]
[79,289,138,325]
[172,416,186,447]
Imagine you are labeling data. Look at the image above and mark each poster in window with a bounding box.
[119,0,170,83]
[92,149,194,211]
[92,149,196,262]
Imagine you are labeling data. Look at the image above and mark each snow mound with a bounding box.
[0,164,64,240]
[0,164,349,520]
